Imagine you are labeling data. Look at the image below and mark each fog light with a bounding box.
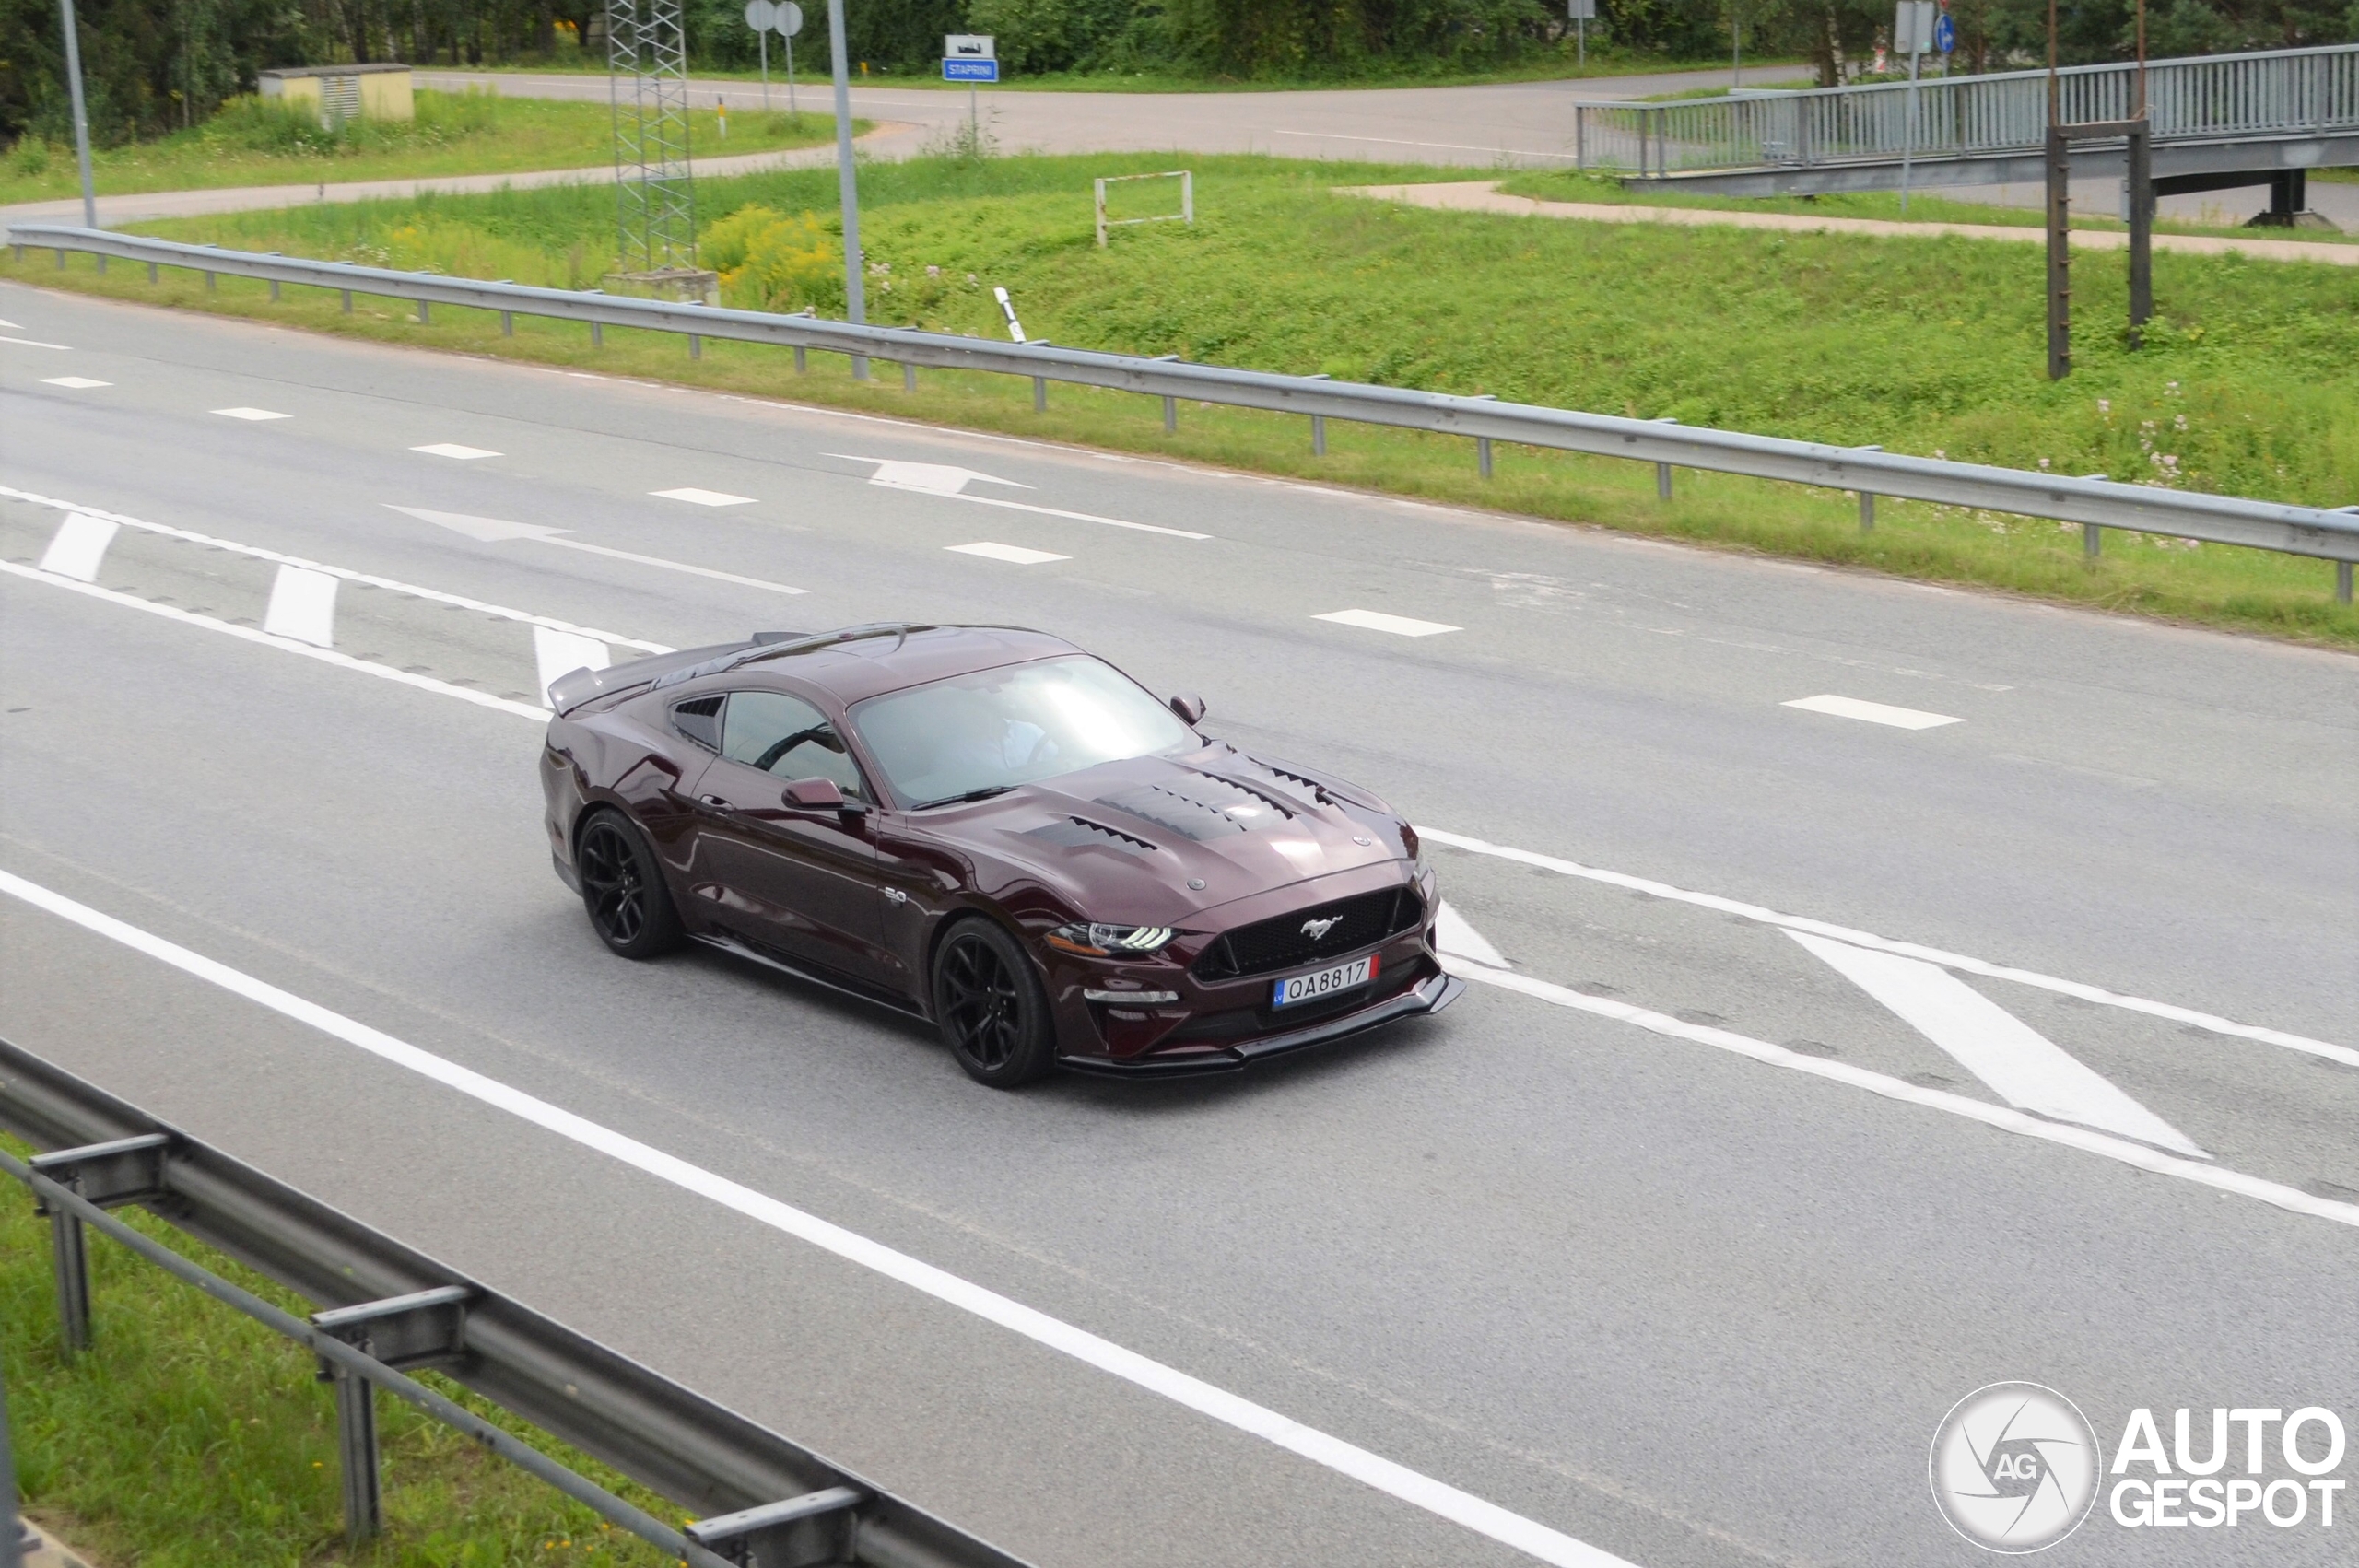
[1085,988,1180,1004]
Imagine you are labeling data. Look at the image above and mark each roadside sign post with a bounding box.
[1894,1,1933,213]
[944,34,996,149]
[1567,0,1594,69]
[779,2,802,117]
[1934,4,1955,80]
[744,0,772,111]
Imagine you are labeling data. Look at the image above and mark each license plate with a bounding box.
[1272,954,1378,1009]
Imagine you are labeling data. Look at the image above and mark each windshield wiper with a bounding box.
[911,784,1018,810]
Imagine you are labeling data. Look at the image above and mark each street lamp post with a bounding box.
[56,0,99,227]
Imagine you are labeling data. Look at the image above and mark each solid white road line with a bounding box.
[0,334,72,350]
[1316,609,1461,638]
[947,541,1068,565]
[387,507,807,597]
[1419,827,2359,1071]
[261,565,340,649]
[36,513,117,582]
[40,376,111,389]
[651,486,757,507]
[1781,694,1963,730]
[1441,957,2359,1231]
[1788,931,2207,1158]
[213,406,291,421]
[1435,901,1511,969]
[945,490,1213,541]
[0,486,671,652]
[534,626,611,703]
[0,561,550,721]
[412,443,502,461]
[0,869,1640,1568]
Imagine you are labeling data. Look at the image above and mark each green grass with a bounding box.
[1,1135,681,1565]
[7,149,2353,646]
[0,90,851,207]
[1493,167,2359,246]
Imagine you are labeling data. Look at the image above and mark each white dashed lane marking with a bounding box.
[261,565,339,649]
[947,541,1068,565]
[412,443,502,461]
[213,406,291,422]
[37,513,117,582]
[0,334,71,350]
[41,376,111,389]
[1316,608,1461,638]
[651,486,757,508]
[1782,694,1963,730]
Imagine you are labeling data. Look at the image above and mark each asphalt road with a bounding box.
[2,283,2354,1568]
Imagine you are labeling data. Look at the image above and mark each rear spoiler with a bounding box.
[546,633,809,717]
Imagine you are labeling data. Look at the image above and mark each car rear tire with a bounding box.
[576,811,682,959]
[932,919,1056,1087]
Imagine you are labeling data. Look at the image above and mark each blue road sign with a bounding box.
[944,58,999,83]
[1933,12,1956,53]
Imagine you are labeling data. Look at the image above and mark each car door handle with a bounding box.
[698,794,735,813]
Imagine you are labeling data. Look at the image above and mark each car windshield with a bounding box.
[851,656,1197,807]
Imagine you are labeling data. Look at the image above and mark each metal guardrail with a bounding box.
[9,223,2357,597]
[0,1038,1029,1568]
[1575,43,2359,178]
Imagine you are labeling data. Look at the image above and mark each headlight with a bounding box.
[1400,822,1425,870]
[1047,922,1175,957]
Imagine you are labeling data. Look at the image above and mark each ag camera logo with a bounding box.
[1930,1383,2102,1553]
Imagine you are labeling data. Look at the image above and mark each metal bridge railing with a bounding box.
[10,223,2358,599]
[1575,42,2359,177]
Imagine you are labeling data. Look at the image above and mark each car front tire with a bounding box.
[576,810,683,959]
[932,918,1057,1087]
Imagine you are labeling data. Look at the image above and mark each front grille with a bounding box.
[1192,884,1424,981]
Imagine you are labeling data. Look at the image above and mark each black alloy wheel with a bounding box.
[577,812,681,959]
[933,919,1056,1087]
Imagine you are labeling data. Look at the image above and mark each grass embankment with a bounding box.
[8,151,2353,645]
[1,1135,677,1565]
[1494,167,2359,246]
[0,90,847,207]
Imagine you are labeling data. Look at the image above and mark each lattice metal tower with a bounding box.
[607,0,696,270]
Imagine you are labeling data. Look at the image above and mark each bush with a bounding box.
[704,204,844,310]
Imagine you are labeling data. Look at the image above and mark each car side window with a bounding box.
[720,690,865,799]
[672,695,723,751]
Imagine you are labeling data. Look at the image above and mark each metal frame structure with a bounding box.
[1573,42,2358,195]
[607,0,698,271]
[0,1037,1028,1568]
[11,224,2357,602]
[1094,171,1193,248]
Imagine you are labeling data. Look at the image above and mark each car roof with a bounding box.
[730,624,1085,707]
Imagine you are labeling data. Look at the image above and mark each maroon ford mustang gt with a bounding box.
[541,623,1461,1086]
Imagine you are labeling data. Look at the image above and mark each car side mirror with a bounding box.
[1168,692,1207,726]
[781,777,845,810]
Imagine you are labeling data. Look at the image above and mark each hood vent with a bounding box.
[1248,758,1334,807]
[1027,816,1159,855]
[1097,775,1293,842]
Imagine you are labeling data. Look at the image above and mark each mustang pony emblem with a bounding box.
[1300,916,1341,940]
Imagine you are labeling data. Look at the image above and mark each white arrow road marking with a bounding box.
[1435,900,1510,968]
[0,334,71,350]
[1788,931,2207,1157]
[412,443,501,461]
[1440,958,2357,1231]
[830,453,1211,539]
[0,869,1643,1568]
[1418,827,2357,1071]
[534,626,611,702]
[386,507,806,596]
[262,565,339,649]
[41,376,111,389]
[36,513,117,582]
[947,541,1067,565]
[1781,694,1963,730]
[1316,608,1461,638]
